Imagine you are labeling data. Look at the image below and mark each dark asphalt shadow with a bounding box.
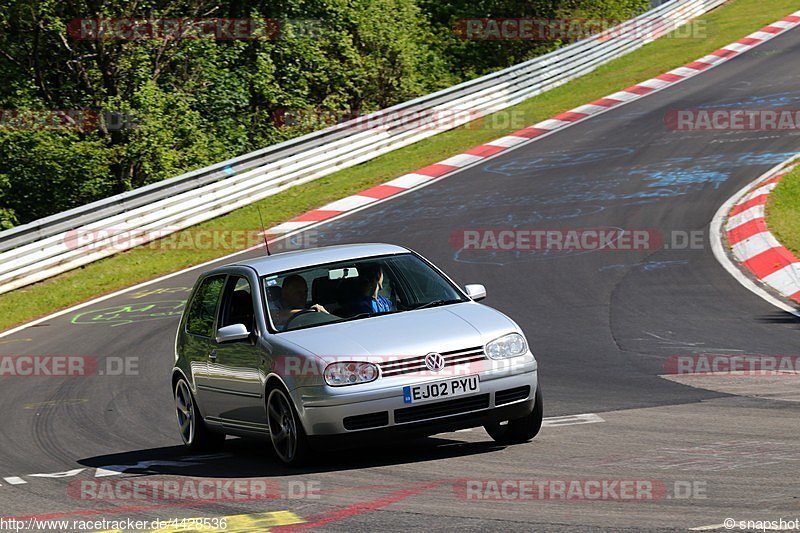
[76,434,509,477]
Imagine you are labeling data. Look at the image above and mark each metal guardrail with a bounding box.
[0,0,726,294]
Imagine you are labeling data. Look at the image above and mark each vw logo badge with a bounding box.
[425,352,445,372]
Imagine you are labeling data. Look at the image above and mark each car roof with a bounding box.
[228,243,410,276]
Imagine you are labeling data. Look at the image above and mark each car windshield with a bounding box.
[262,253,467,332]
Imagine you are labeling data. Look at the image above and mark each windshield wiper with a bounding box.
[328,312,374,325]
[332,309,404,324]
[347,312,373,321]
[414,299,463,310]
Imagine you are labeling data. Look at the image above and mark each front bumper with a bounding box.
[289,355,538,437]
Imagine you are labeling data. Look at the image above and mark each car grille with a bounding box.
[495,385,530,406]
[394,393,490,424]
[378,346,486,378]
[343,411,389,431]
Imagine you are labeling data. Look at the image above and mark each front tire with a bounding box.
[174,378,225,452]
[267,386,310,466]
[485,386,543,444]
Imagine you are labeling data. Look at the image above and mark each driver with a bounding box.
[274,274,329,326]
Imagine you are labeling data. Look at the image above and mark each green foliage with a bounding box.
[419,0,649,80]
[0,130,114,221]
[0,0,648,226]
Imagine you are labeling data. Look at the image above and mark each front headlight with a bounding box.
[323,362,379,386]
[485,333,528,359]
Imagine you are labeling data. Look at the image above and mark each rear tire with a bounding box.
[266,385,310,466]
[174,378,225,452]
[485,386,543,444]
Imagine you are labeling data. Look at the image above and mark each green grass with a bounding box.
[767,165,800,257]
[1,0,798,332]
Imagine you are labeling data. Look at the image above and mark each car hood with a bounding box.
[277,302,519,361]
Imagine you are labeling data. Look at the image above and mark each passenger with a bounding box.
[274,274,328,326]
[350,263,393,315]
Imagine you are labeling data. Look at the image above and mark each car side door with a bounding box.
[183,274,227,413]
[204,274,267,430]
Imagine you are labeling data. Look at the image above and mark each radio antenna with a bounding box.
[257,207,271,256]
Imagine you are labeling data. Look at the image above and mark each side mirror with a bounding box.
[464,284,487,301]
[216,323,250,343]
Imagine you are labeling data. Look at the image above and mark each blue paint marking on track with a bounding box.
[696,91,800,109]
[483,147,636,176]
[312,149,797,249]
[598,260,690,272]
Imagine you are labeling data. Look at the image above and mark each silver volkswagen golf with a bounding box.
[172,243,541,465]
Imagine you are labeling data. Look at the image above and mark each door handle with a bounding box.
[209,349,217,361]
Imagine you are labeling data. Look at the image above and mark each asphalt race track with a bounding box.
[2,22,800,533]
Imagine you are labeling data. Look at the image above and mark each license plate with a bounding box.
[403,375,480,404]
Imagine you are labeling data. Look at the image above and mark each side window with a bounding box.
[219,276,256,333]
[185,275,226,337]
